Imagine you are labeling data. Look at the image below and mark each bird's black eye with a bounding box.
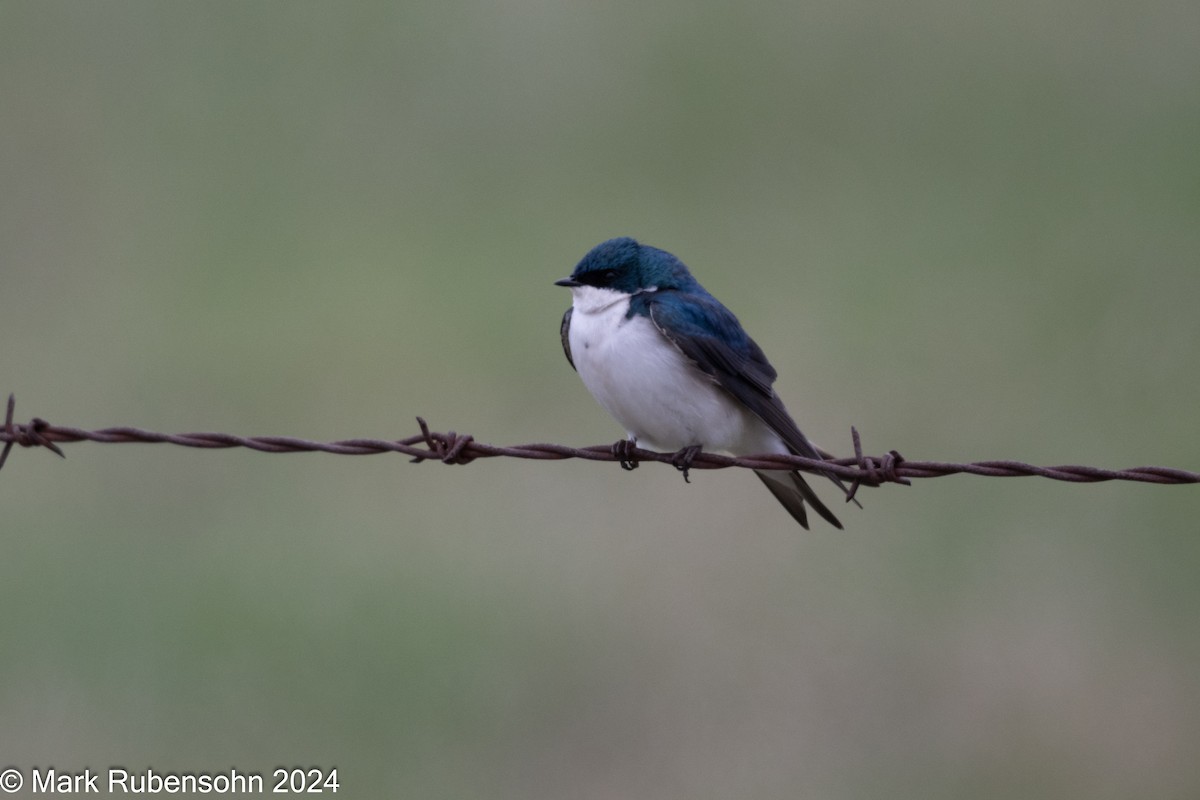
[580,268,620,288]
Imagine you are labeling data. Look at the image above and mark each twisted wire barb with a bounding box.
[1,394,1197,487]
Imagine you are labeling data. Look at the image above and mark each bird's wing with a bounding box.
[645,293,852,498]
[560,306,575,371]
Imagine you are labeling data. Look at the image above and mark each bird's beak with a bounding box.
[554,277,581,287]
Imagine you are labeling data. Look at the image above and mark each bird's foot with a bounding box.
[671,445,703,483]
[612,439,640,471]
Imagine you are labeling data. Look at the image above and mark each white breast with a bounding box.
[566,286,781,454]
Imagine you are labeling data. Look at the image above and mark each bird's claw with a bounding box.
[671,445,703,483]
[612,439,640,471]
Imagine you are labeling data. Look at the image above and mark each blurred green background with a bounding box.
[2,1,1198,797]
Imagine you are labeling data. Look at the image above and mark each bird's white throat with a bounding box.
[568,285,630,315]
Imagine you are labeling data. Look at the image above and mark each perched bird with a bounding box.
[556,237,854,529]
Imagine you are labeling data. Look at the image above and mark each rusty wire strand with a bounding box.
[1,395,1197,488]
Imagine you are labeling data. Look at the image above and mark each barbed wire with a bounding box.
[2,395,1197,499]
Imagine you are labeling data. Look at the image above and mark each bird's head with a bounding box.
[555,237,696,297]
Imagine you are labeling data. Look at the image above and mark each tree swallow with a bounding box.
[556,237,855,529]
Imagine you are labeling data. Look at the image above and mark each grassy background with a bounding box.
[2,1,1198,797]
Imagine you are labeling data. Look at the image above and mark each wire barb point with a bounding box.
[0,394,67,473]
[413,417,477,465]
[846,426,910,504]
